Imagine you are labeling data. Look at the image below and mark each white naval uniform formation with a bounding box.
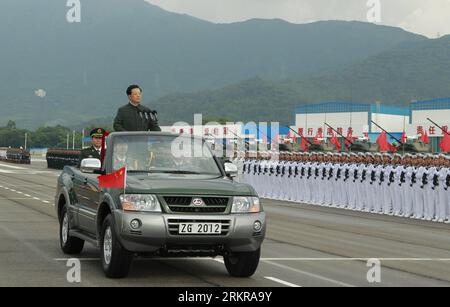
[232,151,450,223]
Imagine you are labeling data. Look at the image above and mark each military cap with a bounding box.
[90,128,106,138]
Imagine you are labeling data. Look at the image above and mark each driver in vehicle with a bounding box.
[113,142,139,170]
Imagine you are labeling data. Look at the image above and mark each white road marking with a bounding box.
[0,163,27,170]
[264,277,302,287]
[264,260,356,287]
[0,170,14,174]
[0,198,43,200]
[54,258,100,261]
[0,184,53,205]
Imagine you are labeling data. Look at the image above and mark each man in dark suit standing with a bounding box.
[113,85,161,132]
[78,128,106,166]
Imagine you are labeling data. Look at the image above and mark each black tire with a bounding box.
[59,206,84,254]
[100,214,133,278]
[224,248,261,277]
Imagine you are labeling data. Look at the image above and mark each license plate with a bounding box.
[179,223,222,234]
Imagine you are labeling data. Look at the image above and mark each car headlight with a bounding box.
[231,197,261,213]
[120,194,162,212]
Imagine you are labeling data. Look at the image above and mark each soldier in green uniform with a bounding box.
[113,85,161,132]
[78,128,106,166]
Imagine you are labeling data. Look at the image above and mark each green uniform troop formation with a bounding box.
[232,151,450,223]
[0,147,30,164]
[46,149,81,169]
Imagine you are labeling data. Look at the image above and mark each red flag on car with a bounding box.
[98,167,126,189]
[439,133,450,153]
[376,131,391,152]
[331,133,341,151]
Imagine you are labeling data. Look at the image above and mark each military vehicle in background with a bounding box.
[348,139,380,153]
[400,137,432,153]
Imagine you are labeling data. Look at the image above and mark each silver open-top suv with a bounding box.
[55,132,266,278]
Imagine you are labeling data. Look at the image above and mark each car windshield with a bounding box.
[111,135,222,176]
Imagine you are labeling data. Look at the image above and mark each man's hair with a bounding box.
[126,85,142,96]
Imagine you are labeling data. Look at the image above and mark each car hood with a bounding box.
[124,176,255,196]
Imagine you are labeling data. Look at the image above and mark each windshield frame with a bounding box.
[104,132,226,177]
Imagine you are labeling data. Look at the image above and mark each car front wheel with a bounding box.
[100,214,133,278]
[59,206,84,254]
[224,248,261,277]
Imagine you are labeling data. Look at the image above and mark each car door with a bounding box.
[75,173,101,233]
[81,174,102,233]
[71,170,90,231]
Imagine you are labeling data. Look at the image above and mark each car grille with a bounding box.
[167,219,231,236]
[163,196,230,213]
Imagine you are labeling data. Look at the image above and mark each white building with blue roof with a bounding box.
[293,101,410,138]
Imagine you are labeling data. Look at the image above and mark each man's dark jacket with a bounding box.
[113,103,161,132]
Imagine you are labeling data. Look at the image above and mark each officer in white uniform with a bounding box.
[358,153,366,211]
[347,153,359,210]
[414,155,427,220]
[403,154,415,218]
[342,153,353,209]
[392,154,405,216]
[381,154,394,215]
[435,154,448,222]
[372,153,385,214]
[422,154,437,221]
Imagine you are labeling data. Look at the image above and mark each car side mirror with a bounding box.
[224,162,238,178]
[80,158,102,174]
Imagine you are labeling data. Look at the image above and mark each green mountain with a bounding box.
[0,0,425,128]
[151,36,450,126]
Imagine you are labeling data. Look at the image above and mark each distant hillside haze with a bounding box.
[0,0,434,129]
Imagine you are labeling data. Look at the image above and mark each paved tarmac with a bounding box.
[0,160,449,287]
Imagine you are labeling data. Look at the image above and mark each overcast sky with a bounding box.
[145,0,450,38]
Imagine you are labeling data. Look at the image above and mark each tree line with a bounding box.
[0,120,96,149]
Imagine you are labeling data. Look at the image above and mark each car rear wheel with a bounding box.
[224,248,261,277]
[59,206,84,254]
[100,214,133,278]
